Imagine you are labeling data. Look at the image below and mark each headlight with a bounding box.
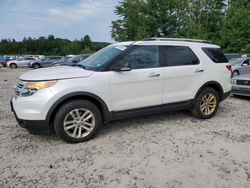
[231,79,236,84]
[25,80,57,90]
[15,80,57,96]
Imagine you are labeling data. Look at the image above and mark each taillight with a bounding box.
[226,65,232,74]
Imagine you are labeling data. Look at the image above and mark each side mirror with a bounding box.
[112,63,131,72]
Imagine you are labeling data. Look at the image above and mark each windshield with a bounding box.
[78,45,127,70]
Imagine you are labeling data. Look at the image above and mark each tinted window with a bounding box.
[242,59,250,66]
[117,46,159,69]
[162,46,199,66]
[202,48,228,63]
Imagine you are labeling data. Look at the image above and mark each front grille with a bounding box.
[236,80,250,86]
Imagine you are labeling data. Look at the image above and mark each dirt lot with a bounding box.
[0,68,250,188]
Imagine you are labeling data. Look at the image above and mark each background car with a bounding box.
[232,73,250,97]
[225,53,241,60]
[231,58,250,77]
[0,56,7,67]
[29,56,65,69]
[52,54,90,67]
[7,57,38,68]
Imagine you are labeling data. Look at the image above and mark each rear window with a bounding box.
[202,48,228,63]
[162,46,199,67]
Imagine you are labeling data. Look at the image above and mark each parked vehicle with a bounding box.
[231,58,250,77]
[7,57,38,68]
[225,53,241,60]
[231,74,250,97]
[52,54,90,67]
[28,56,65,69]
[0,56,7,67]
[11,38,232,143]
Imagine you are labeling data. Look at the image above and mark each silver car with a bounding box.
[232,74,250,97]
[7,57,38,69]
[231,58,250,77]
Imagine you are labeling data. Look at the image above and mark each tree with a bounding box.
[0,35,109,55]
[220,0,250,52]
[180,0,226,42]
[81,35,92,49]
[111,0,226,42]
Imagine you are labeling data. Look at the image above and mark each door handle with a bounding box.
[195,69,204,73]
[148,73,160,77]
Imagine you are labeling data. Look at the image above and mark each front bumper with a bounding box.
[232,85,250,97]
[11,98,51,134]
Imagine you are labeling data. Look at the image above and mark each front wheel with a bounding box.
[54,100,102,143]
[191,87,219,119]
[10,63,17,69]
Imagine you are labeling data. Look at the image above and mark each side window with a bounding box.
[117,46,159,69]
[202,48,228,63]
[242,59,250,66]
[162,46,199,66]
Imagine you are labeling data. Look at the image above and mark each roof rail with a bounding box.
[142,37,209,43]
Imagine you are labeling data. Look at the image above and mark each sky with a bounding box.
[0,0,119,42]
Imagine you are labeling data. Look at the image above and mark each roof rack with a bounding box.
[142,37,209,43]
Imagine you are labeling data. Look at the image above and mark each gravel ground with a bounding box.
[0,68,250,188]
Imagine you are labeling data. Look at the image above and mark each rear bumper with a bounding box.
[0,62,7,67]
[221,90,231,101]
[11,99,51,134]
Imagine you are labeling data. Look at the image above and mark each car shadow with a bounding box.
[97,110,195,138]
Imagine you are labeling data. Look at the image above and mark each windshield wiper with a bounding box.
[76,64,86,69]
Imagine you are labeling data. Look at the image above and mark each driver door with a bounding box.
[109,45,164,111]
[240,59,250,74]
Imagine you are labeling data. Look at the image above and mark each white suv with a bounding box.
[11,38,232,143]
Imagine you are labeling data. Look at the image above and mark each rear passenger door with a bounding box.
[161,46,202,104]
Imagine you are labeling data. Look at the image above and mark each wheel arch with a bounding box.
[46,92,111,129]
[194,81,224,102]
[10,62,17,68]
[32,62,41,68]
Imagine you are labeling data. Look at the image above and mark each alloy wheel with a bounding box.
[200,93,217,116]
[63,108,95,138]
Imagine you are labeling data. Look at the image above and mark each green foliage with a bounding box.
[0,35,110,55]
[111,0,250,52]
[220,1,250,52]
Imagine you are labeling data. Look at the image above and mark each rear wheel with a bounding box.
[10,63,17,69]
[54,100,102,143]
[191,87,219,119]
[33,63,40,69]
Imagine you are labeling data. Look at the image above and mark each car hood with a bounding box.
[234,73,250,80]
[19,66,94,81]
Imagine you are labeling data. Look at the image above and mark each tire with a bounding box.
[10,63,17,69]
[54,100,102,143]
[33,63,40,69]
[232,70,239,77]
[191,87,219,119]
